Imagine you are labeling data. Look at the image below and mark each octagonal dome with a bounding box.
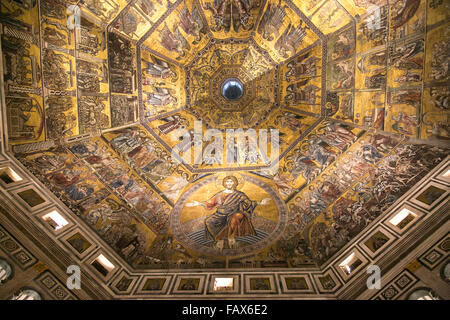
[0,0,449,300]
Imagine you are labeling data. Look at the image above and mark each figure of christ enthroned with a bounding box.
[186,176,271,249]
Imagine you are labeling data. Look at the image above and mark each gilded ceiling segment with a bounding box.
[13,134,449,269]
[262,121,363,202]
[81,0,128,24]
[142,0,210,64]
[108,31,139,127]
[185,39,278,129]
[140,48,185,118]
[13,130,179,267]
[1,0,449,275]
[421,5,449,141]
[136,1,329,174]
[256,109,320,154]
[199,0,262,38]
[2,0,54,144]
[279,43,323,115]
[274,133,448,265]
[111,0,169,40]
[323,0,450,143]
[1,0,135,146]
[310,0,352,34]
[307,140,447,264]
[145,107,321,173]
[291,0,326,16]
[253,0,320,64]
[102,126,191,205]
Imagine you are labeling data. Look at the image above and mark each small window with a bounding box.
[389,208,417,229]
[0,168,22,184]
[91,254,115,277]
[11,289,41,300]
[213,277,234,292]
[408,288,441,300]
[441,262,450,284]
[339,253,363,276]
[42,210,69,231]
[0,258,13,284]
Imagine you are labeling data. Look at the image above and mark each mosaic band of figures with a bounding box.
[2,0,447,149]
[2,123,449,269]
[0,151,448,298]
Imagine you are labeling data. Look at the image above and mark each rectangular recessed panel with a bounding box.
[416,185,446,206]
[364,231,390,253]
[142,278,166,291]
[17,189,45,207]
[67,233,91,254]
[178,278,200,291]
[249,278,271,290]
[285,277,309,290]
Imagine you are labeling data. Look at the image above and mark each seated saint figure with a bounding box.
[186,176,270,249]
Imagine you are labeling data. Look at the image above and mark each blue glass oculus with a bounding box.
[221,79,243,100]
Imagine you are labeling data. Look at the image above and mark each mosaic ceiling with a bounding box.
[1,0,449,271]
